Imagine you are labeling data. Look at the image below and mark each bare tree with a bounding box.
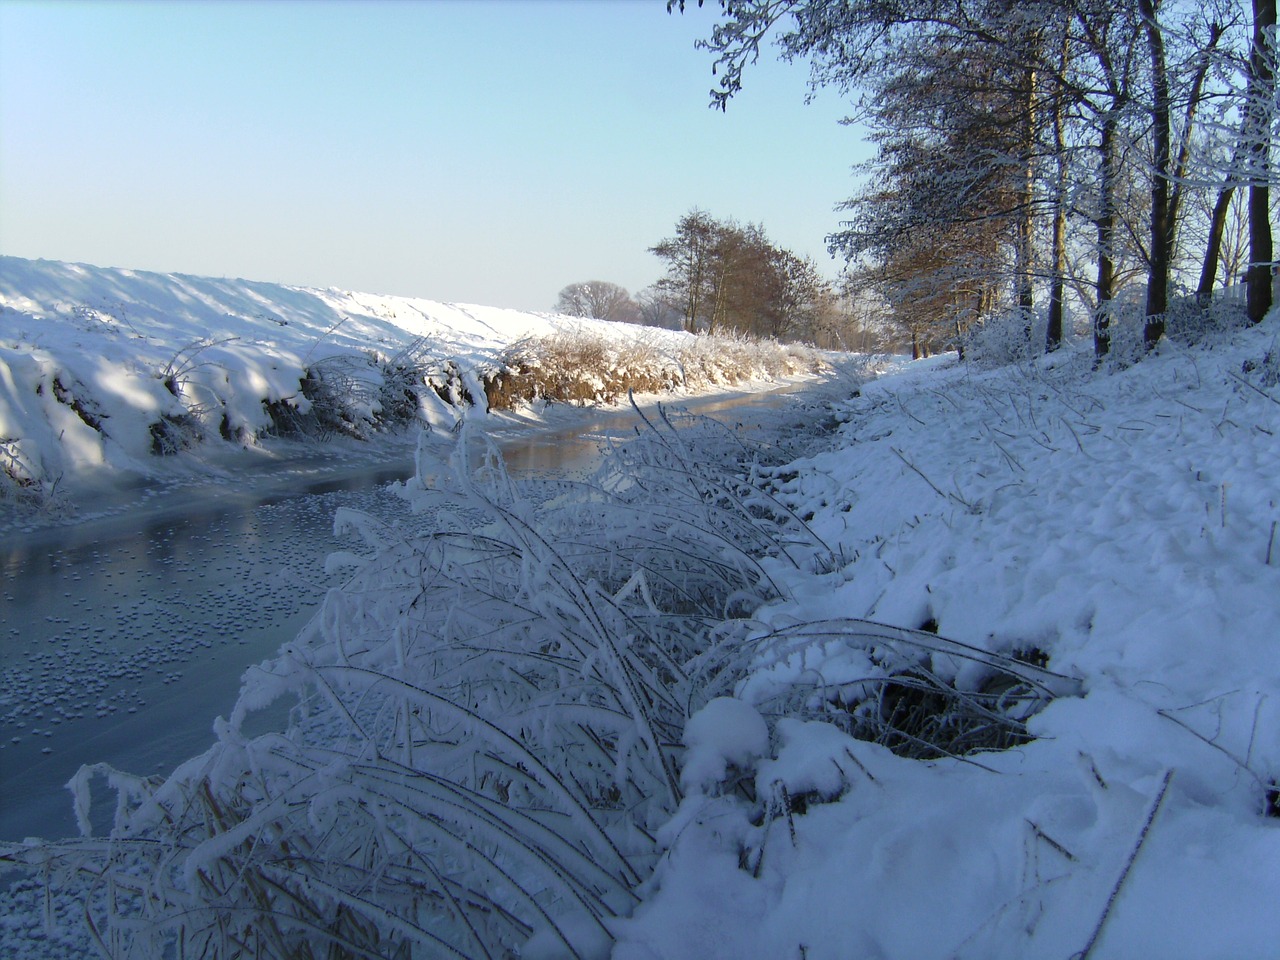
[757,249,832,340]
[554,281,640,322]
[820,275,899,352]
[649,209,718,332]
[635,285,686,330]
[651,210,831,339]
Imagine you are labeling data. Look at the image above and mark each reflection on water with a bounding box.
[0,485,410,841]
[0,384,811,841]
[497,429,619,476]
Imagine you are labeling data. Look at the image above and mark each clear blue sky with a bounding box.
[0,0,870,312]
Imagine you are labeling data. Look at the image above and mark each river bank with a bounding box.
[1,375,829,540]
[9,315,1280,957]
[1,376,828,845]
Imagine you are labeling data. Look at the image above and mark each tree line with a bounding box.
[666,0,1276,360]
[556,211,899,352]
[556,212,839,343]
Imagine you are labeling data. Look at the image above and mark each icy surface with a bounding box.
[0,471,418,842]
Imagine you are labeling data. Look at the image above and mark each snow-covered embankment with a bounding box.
[0,256,720,509]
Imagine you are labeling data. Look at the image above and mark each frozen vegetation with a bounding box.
[2,259,1279,958]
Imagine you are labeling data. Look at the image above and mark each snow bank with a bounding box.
[0,255,682,501]
[615,316,1280,959]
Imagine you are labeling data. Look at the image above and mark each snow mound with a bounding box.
[681,697,770,793]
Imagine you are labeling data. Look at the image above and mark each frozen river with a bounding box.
[0,385,814,843]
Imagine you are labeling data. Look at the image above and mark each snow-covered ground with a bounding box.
[613,318,1280,959]
[4,254,1278,958]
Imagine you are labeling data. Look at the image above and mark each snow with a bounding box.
[614,315,1280,959]
[0,255,693,506]
[5,253,1280,958]
[680,697,769,793]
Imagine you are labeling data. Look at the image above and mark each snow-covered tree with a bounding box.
[672,0,1272,357]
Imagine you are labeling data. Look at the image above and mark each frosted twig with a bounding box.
[1227,369,1280,406]
[891,447,976,512]
[1073,768,1174,960]
[1059,417,1093,456]
[1025,819,1076,862]
[1245,695,1266,769]
[1155,707,1266,791]
[894,392,926,425]
[843,747,878,784]
[303,315,349,364]
[984,427,1025,472]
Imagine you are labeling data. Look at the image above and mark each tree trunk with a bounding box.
[683,247,704,333]
[1198,117,1254,302]
[1168,24,1224,267]
[1046,23,1070,353]
[1198,185,1237,302]
[1095,108,1120,359]
[1140,0,1172,350]
[1247,0,1276,323]
[1047,198,1068,352]
[1015,61,1037,340]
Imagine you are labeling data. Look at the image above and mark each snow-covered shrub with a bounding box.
[483,330,826,411]
[961,308,1041,367]
[157,336,239,402]
[374,359,423,428]
[0,436,53,506]
[1242,338,1280,389]
[481,337,541,409]
[260,353,424,442]
[427,358,478,409]
[1,405,834,958]
[1163,289,1253,346]
[485,330,675,409]
[300,355,381,438]
[1096,291,1152,368]
[147,411,202,455]
[738,619,1079,761]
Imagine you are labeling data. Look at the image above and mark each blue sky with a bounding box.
[0,0,870,312]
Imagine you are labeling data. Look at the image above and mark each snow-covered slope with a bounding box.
[0,256,675,499]
[614,317,1280,959]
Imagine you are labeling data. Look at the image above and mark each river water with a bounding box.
[0,385,814,843]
